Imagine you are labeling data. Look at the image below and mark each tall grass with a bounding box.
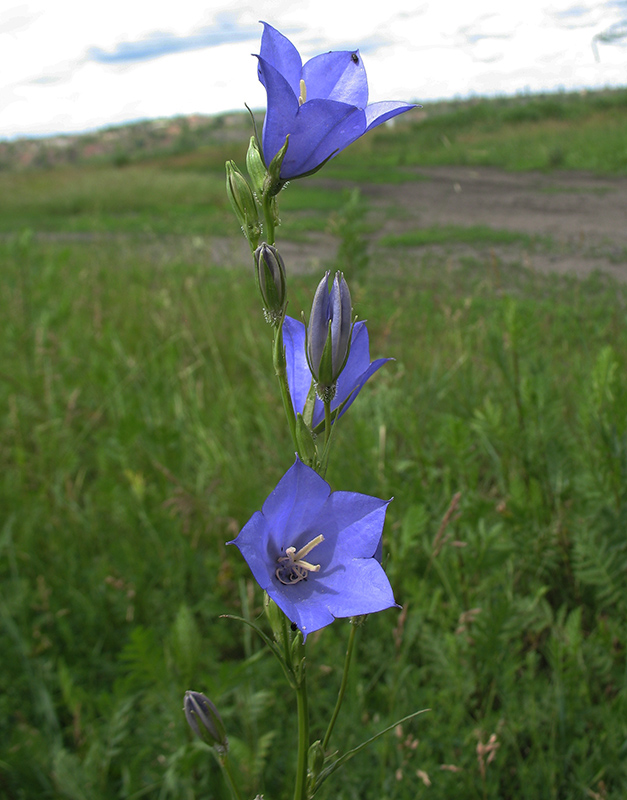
[2,222,627,797]
[2,89,627,797]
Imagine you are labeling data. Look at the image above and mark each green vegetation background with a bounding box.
[2,89,627,799]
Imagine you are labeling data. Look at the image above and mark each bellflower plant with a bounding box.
[257,21,417,184]
[187,23,424,800]
[228,456,396,640]
[284,315,392,430]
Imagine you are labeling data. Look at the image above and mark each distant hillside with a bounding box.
[2,87,626,174]
[0,112,260,171]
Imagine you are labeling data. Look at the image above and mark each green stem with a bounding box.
[273,323,299,455]
[220,753,244,800]
[262,193,276,246]
[322,623,357,752]
[324,399,332,447]
[294,667,310,800]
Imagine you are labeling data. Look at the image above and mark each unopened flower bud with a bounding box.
[184,691,228,754]
[254,243,287,325]
[246,136,266,199]
[306,271,353,400]
[225,160,260,249]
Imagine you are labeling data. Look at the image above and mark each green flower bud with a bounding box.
[184,691,228,755]
[225,160,260,249]
[254,243,287,326]
[246,136,266,199]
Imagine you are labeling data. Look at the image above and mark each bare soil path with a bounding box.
[270,166,627,282]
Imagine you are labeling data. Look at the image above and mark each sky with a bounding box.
[1,0,626,140]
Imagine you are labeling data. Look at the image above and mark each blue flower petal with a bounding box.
[255,24,416,179]
[229,510,274,590]
[256,56,299,166]
[283,315,311,415]
[317,492,391,560]
[275,99,366,179]
[258,22,302,97]
[261,456,330,544]
[318,559,398,620]
[302,50,368,107]
[364,100,417,131]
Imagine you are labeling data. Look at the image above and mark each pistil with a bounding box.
[276,534,324,584]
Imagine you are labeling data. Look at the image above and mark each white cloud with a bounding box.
[1,0,626,139]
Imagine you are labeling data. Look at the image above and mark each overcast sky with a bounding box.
[1,0,625,140]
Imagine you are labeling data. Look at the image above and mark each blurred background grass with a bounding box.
[2,89,627,799]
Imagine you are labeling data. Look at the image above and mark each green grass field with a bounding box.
[2,89,627,799]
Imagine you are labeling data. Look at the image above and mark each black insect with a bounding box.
[351,53,359,64]
[291,622,298,632]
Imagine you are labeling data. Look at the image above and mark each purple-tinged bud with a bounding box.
[225,160,260,249]
[254,243,287,326]
[306,271,353,400]
[184,691,228,754]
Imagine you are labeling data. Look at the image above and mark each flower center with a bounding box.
[298,79,307,106]
[275,534,324,585]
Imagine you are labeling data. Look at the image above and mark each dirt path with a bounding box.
[25,166,627,282]
[272,166,627,282]
[363,166,627,282]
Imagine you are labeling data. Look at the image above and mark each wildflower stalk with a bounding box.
[220,754,244,800]
[322,623,357,751]
[294,669,310,800]
[262,192,276,246]
[324,399,332,447]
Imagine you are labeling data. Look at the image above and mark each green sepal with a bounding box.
[295,413,318,468]
[264,136,290,198]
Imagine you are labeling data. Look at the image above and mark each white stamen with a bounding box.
[276,534,324,585]
[298,79,307,106]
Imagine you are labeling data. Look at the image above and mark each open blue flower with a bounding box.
[283,315,392,429]
[228,457,396,639]
[256,22,417,180]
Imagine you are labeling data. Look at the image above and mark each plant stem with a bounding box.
[322,623,357,752]
[324,399,332,447]
[221,753,244,800]
[262,193,276,246]
[294,665,310,800]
